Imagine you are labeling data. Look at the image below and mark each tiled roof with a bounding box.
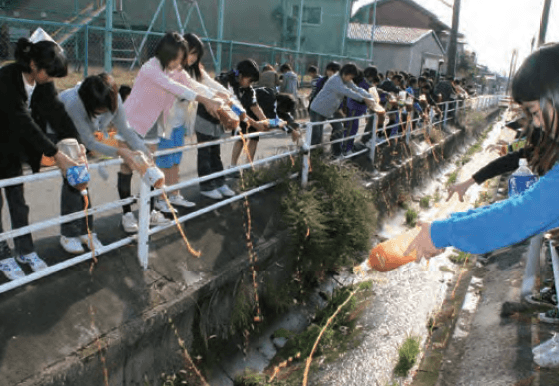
[347,23,432,44]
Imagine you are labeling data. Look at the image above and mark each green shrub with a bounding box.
[394,337,421,377]
[419,196,431,209]
[281,158,378,285]
[405,208,418,227]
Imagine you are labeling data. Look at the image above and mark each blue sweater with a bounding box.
[431,162,559,254]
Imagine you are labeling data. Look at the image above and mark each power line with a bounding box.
[435,0,453,8]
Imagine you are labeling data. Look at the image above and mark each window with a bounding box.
[292,5,322,25]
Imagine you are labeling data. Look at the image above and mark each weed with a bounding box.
[405,208,418,227]
[449,251,470,264]
[234,369,267,385]
[420,196,431,209]
[394,336,421,377]
[433,189,442,203]
[446,171,458,187]
[230,280,256,335]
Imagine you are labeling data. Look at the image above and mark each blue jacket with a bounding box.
[431,162,559,254]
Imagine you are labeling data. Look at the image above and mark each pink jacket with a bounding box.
[124,57,200,137]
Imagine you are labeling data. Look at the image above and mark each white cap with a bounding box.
[519,158,528,166]
[29,28,62,51]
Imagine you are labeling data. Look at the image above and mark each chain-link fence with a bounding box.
[0,11,372,85]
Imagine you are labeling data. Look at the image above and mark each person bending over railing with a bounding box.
[54,74,150,254]
[309,63,383,157]
[0,34,81,280]
[122,32,223,231]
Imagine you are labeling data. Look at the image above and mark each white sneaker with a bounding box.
[168,193,196,208]
[60,236,85,254]
[17,252,48,272]
[154,198,177,214]
[79,233,104,251]
[0,258,25,280]
[200,189,223,200]
[121,212,138,233]
[149,210,172,227]
[218,184,236,197]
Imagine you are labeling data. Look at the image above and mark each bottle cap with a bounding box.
[519,158,528,166]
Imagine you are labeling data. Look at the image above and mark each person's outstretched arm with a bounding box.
[431,162,559,254]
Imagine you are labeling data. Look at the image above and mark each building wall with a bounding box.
[346,33,444,77]
[121,0,348,55]
[410,33,445,75]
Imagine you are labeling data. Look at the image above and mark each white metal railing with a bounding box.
[0,94,502,294]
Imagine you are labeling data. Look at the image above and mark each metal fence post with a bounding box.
[405,110,412,145]
[228,41,233,70]
[84,25,89,78]
[443,101,449,130]
[104,0,114,73]
[521,234,544,299]
[301,122,312,188]
[137,180,151,270]
[368,113,378,164]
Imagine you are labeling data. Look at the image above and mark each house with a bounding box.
[351,0,453,40]
[346,23,446,76]
[350,0,467,75]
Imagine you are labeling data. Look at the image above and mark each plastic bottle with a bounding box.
[57,138,90,195]
[508,158,539,197]
[133,152,165,188]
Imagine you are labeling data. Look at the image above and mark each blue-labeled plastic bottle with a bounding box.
[508,158,538,197]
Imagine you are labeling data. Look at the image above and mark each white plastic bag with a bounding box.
[533,333,559,367]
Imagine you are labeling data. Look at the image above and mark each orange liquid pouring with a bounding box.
[367,227,421,272]
[161,191,201,258]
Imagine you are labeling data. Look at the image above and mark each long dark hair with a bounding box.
[183,33,204,81]
[512,43,559,174]
[15,38,68,77]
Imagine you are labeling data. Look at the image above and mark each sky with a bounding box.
[352,0,559,76]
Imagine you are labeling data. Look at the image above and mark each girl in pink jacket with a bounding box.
[118,32,222,233]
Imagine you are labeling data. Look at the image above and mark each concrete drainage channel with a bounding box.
[208,112,506,385]
[16,109,502,386]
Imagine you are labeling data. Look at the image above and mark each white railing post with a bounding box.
[301,122,313,188]
[368,113,378,163]
[137,180,151,270]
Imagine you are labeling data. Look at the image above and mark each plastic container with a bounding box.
[365,227,422,272]
[217,106,241,131]
[508,158,538,197]
[268,118,281,128]
[57,138,90,193]
[133,152,165,188]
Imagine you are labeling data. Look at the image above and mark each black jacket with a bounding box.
[0,63,79,177]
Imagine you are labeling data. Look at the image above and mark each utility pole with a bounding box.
[538,0,552,47]
[506,49,517,94]
[369,0,377,61]
[446,0,461,77]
